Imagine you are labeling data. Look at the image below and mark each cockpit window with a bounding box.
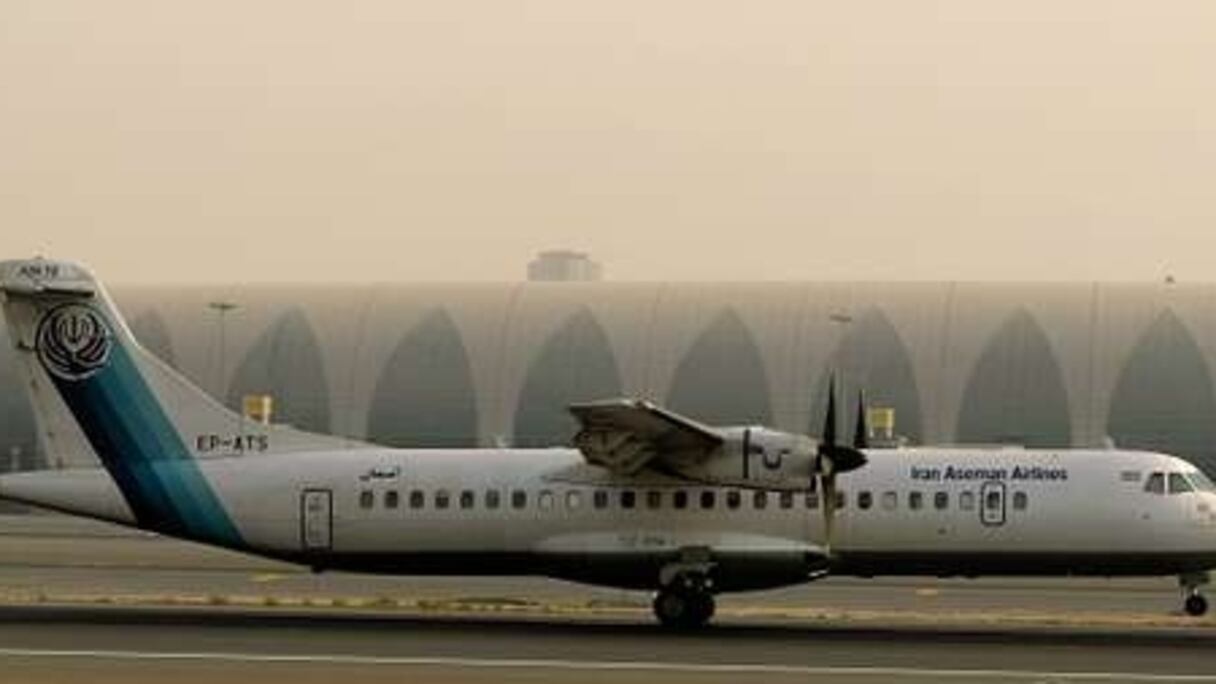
[1169,472,1194,494]
[1187,470,1216,492]
[1144,472,1166,495]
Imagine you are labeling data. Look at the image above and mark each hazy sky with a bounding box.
[4,2,1216,283]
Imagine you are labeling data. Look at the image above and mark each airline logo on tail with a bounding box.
[36,303,113,381]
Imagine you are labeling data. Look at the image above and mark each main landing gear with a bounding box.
[653,574,715,629]
[1180,572,1209,617]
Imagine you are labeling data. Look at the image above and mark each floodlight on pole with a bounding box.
[829,311,854,436]
[208,301,239,401]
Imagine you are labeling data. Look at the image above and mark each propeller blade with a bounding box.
[812,373,867,561]
[853,390,868,449]
[820,444,867,473]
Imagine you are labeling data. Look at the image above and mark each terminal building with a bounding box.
[3,280,1216,476]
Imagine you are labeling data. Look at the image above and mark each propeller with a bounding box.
[853,389,869,450]
[815,376,868,557]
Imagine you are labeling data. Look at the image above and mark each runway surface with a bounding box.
[0,514,1199,617]
[0,605,1213,683]
[1,514,1215,682]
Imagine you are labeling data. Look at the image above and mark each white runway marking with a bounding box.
[0,648,1212,682]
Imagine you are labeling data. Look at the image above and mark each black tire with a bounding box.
[653,590,714,629]
[654,590,691,628]
[688,593,715,626]
[1185,593,1208,617]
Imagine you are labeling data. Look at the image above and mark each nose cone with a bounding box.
[1200,493,1216,527]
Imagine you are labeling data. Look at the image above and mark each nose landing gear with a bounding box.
[1180,572,1210,617]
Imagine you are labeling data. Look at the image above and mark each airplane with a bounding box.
[1,258,1215,629]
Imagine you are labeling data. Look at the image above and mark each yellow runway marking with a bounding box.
[250,574,286,584]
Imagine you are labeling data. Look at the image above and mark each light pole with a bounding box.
[829,312,854,436]
[208,301,238,402]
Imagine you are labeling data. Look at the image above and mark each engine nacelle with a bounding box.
[675,427,817,490]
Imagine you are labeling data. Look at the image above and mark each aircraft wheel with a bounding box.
[1184,593,1208,617]
[653,589,714,629]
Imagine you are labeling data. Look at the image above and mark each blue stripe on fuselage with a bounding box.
[45,340,243,547]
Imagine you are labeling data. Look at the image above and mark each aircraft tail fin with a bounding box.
[0,258,373,543]
[0,258,368,472]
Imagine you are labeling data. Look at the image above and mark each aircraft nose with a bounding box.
[1200,494,1216,527]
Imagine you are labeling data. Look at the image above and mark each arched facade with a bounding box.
[5,282,1216,477]
[227,309,332,433]
[956,311,1072,448]
[666,310,772,426]
[1107,311,1216,473]
[809,309,923,444]
[513,310,623,447]
[366,310,479,448]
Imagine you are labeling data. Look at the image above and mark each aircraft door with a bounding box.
[301,488,333,552]
[980,481,1006,527]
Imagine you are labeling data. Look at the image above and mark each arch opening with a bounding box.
[368,310,479,448]
[955,310,1072,448]
[513,309,623,447]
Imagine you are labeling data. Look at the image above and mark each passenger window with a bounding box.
[934,491,948,511]
[881,491,897,511]
[460,490,475,510]
[385,490,399,509]
[435,490,450,509]
[566,490,582,510]
[539,490,555,510]
[674,490,689,510]
[909,491,923,511]
[805,491,820,510]
[485,490,501,510]
[858,491,872,510]
[409,490,425,509]
[511,490,527,509]
[620,490,636,509]
[701,490,716,509]
[1145,472,1166,495]
[1169,473,1194,494]
[359,490,374,510]
[727,490,741,510]
[647,491,662,509]
[753,491,768,510]
[593,490,609,509]
[779,491,794,510]
[834,490,846,510]
[1013,491,1028,511]
[959,491,975,511]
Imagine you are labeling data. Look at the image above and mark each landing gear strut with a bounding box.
[1180,572,1209,617]
[653,574,715,629]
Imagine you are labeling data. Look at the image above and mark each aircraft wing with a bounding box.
[568,399,724,475]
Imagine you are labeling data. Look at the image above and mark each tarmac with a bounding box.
[0,514,1213,682]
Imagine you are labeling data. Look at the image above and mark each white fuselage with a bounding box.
[6,446,1215,592]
